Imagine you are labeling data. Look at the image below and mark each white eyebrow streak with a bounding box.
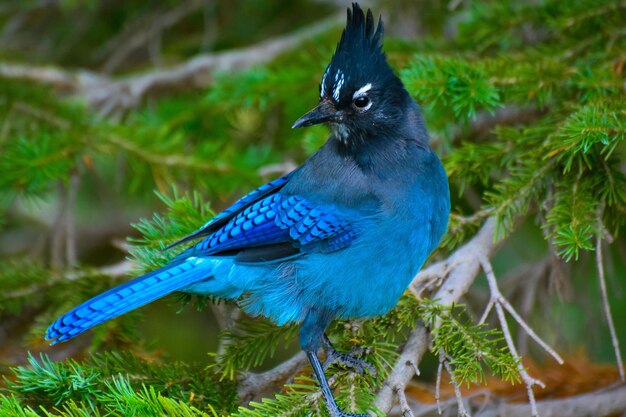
[352,83,372,99]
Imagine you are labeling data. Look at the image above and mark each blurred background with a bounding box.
[1,0,625,415]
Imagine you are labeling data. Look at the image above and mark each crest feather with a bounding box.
[338,3,384,58]
[321,3,397,102]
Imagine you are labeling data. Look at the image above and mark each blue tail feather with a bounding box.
[46,258,214,344]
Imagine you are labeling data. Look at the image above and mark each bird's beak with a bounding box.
[292,100,340,128]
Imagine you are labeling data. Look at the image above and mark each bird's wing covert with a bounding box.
[185,193,357,263]
[164,175,291,250]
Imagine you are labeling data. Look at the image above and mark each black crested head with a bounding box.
[320,3,396,103]
[293,3,422,152]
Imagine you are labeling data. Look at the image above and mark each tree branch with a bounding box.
[237,351,309,402]
[0,13,343,117]
[475,384,626,417]
[596,235,625,381]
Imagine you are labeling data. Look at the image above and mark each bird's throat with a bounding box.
[329,123,350,145]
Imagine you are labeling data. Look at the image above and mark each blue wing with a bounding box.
[164,175,291,250]
[182,193,358,264]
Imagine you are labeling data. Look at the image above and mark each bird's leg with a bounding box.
[300,309,368,417]
[322,334,376,377]
[307,350,368,417]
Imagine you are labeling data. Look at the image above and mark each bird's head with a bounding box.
[293,3,409,147]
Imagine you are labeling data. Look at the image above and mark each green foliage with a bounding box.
[233,376,319,417]
[418,300,521,385]
[216,318,298,380]
[128,190,217,271]
[401,56,502,121]
[3,352,237,415]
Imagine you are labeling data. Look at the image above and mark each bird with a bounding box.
[46,4,450,416]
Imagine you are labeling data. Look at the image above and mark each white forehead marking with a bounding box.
[333,69,345,101]
[320,70,329,98]
[352,83,372,99]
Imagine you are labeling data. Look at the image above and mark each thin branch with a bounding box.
[441,351,470,417]
[237,351,308,402]
[395,385,416,417]
[50,180,67,269]
[479,256,547,417]
[375,324,430,414]
[596,235,625,381]
[65,171,80,267]
[478,256,563,365]
[211,303,242,356]
[435,358,443,415]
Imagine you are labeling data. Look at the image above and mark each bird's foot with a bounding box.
[331,412,368,417]
[325,403,369,417]
[323,345,376,377]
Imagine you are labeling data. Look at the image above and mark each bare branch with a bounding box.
[440,349,471,417]
[479,256,545,417]
[375,324,430,414]
[0,13,343,116]
[410,218,501,302]
[50,180,67,269]
[596,235,625,381]
[0,62,106,92]
[474,385,626,417]
[479,256,563,365]
[405,385,626,417]
[237,351,308,402]
[435,358,443,415]
[395,385,416,417]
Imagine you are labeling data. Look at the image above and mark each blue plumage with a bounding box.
[46,259,215,344]
[47,4,450,417]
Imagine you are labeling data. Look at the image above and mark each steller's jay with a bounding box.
[47,3,450,416]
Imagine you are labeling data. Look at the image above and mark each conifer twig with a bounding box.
[595,235,625,381]
[478,255,564,365]
[478,256,550,417]
[441,350,470,417]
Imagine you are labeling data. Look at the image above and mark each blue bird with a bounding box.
[47,4,450,416]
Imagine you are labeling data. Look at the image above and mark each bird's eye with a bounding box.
[353,96,370,110]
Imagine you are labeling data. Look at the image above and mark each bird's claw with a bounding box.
[323,345,376,377]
